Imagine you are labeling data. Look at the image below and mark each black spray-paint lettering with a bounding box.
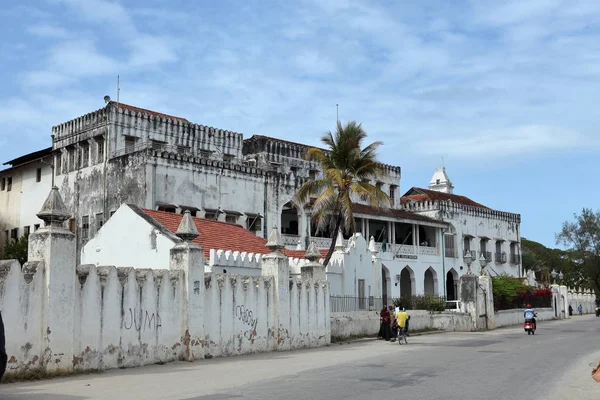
[235,305,259,331]
[123,308,162,332]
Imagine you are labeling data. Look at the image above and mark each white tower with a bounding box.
[428,167,454,194]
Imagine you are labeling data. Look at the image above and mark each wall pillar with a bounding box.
[28,186,76,372]
[559,285,568,319]
[169,210,205,361]
[301,241,326,281]
[261,227,290,351]
[459,272,494,331]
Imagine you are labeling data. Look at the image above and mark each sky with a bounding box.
[1,0,599,249]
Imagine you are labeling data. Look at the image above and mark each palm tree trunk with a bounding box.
[323,213,343,267]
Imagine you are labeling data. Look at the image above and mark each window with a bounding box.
[96,138,105,163]
[480,238,488,253]
[82,216,89,240]
[436,179,440,185]
[157,205,177,213]
[177,145,190,154]
[125,136,136,152]
[81,143,90,168]
[55,153,62,175]
[0,177,4,190]
[69,218,76,234]
[68,146,76,171]
[247,214,262,232]
[358,279,366,310]
[389,185,397,201]
[463,236,471,251]
[24,226,30,237]
[96,213,104,231]
[376,182,383,190]
[34,224,40,231]
[10,228,18,240]
[225,215,237,224]
[7,177,12,191]
[309,170,317,180]
[444,234,455,258]
[223,154,234,162]
[204,213,216,221]
[495,241,502,253]
[36,168,42,182]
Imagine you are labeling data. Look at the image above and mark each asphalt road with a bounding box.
[1,315,599,400]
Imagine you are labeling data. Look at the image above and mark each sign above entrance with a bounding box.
[395,254,418,260]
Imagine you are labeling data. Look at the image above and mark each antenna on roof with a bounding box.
[441,156,445,169]
[336,104,339,124]
[116,75,120,106]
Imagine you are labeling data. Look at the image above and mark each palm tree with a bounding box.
[293,121,391,266]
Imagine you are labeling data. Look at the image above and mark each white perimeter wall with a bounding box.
[493,308,555,329]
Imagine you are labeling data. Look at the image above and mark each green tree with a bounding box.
[293,121,390,266]
[1,236,29,265]
[556,208,600,295]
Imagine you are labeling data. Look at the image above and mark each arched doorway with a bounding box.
[446,268,458,300]
[382,265,391,306]
[400,266,415,298]
[424,267,438,295]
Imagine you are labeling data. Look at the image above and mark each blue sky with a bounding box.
[1,0,599,249]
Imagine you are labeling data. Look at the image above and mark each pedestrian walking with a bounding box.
[578,304,583,316]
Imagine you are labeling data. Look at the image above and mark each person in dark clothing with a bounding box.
[381,307,391,341]
[378,307,385,339]
[0,311,7,382]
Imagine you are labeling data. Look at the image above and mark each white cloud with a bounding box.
[412,125,593,159]
[26,24,69,39]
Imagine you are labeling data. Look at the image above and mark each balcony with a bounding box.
[510,253,520,264]
[480,251,492,262]
[495,252,507,264]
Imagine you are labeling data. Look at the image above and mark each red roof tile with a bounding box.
[401,187,489,209]
[112,102,189,123]
[142,209,326,260]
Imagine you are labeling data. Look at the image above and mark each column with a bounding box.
[261,227,291,351]
[365,218,370,240]
[169,210,205,361]
[387,221,392,246]
[297,207,306,251]
[391,222,396,245]
[28,186,76,372]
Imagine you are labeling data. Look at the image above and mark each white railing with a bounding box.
[314,236,333,249]
[418,246,438,256]
[396,244,416,255]
[282,234,300,246]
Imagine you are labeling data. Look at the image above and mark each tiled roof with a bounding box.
[142,208,327,259]
[351,203,446,224]
[112,102,189,123]
[401,187,489,209]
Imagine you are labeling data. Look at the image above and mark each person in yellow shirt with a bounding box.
[395,308,409,336]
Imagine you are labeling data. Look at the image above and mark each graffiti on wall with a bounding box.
[123,308,162,332]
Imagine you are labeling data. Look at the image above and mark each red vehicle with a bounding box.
[524,320,535,335]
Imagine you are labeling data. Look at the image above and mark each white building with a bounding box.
[0,148,53,254]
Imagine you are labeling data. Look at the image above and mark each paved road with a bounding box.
[1,315,599,400]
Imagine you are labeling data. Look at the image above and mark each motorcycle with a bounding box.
[524,320,536,335]
[524,312,537,335]
[595,307,600,317]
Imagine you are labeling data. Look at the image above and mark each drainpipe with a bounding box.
[441,227,447,299]
[263,173,268,238]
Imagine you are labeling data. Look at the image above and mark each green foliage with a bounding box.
[556,208,600,295]
[392,295,446,312]
[293,121,390,266]
[1,235,28,265]
[491,275,552,310]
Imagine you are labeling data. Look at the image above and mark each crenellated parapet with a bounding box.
[209,249,264,269]
[403,198,521,223]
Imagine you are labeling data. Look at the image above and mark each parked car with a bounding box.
[0,311,6,381]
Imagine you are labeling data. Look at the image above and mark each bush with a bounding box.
[1,236,28,266]
[491,275,552,311]
[391,295,446,312]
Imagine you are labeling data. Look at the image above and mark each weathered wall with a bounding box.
[494,308,555,329]
[566,289,596,314]
[0,228,331,376]
[331,311,380,340]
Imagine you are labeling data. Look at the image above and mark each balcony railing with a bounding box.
[463,249,476,259]
[419,246,438,256]
[480,251,492,262]
[495,252,507,264]
[330,296,383,312]
[282,234,300,246]
[510,253,520,264]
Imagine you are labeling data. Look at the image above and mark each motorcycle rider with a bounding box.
[524,304,536,330]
